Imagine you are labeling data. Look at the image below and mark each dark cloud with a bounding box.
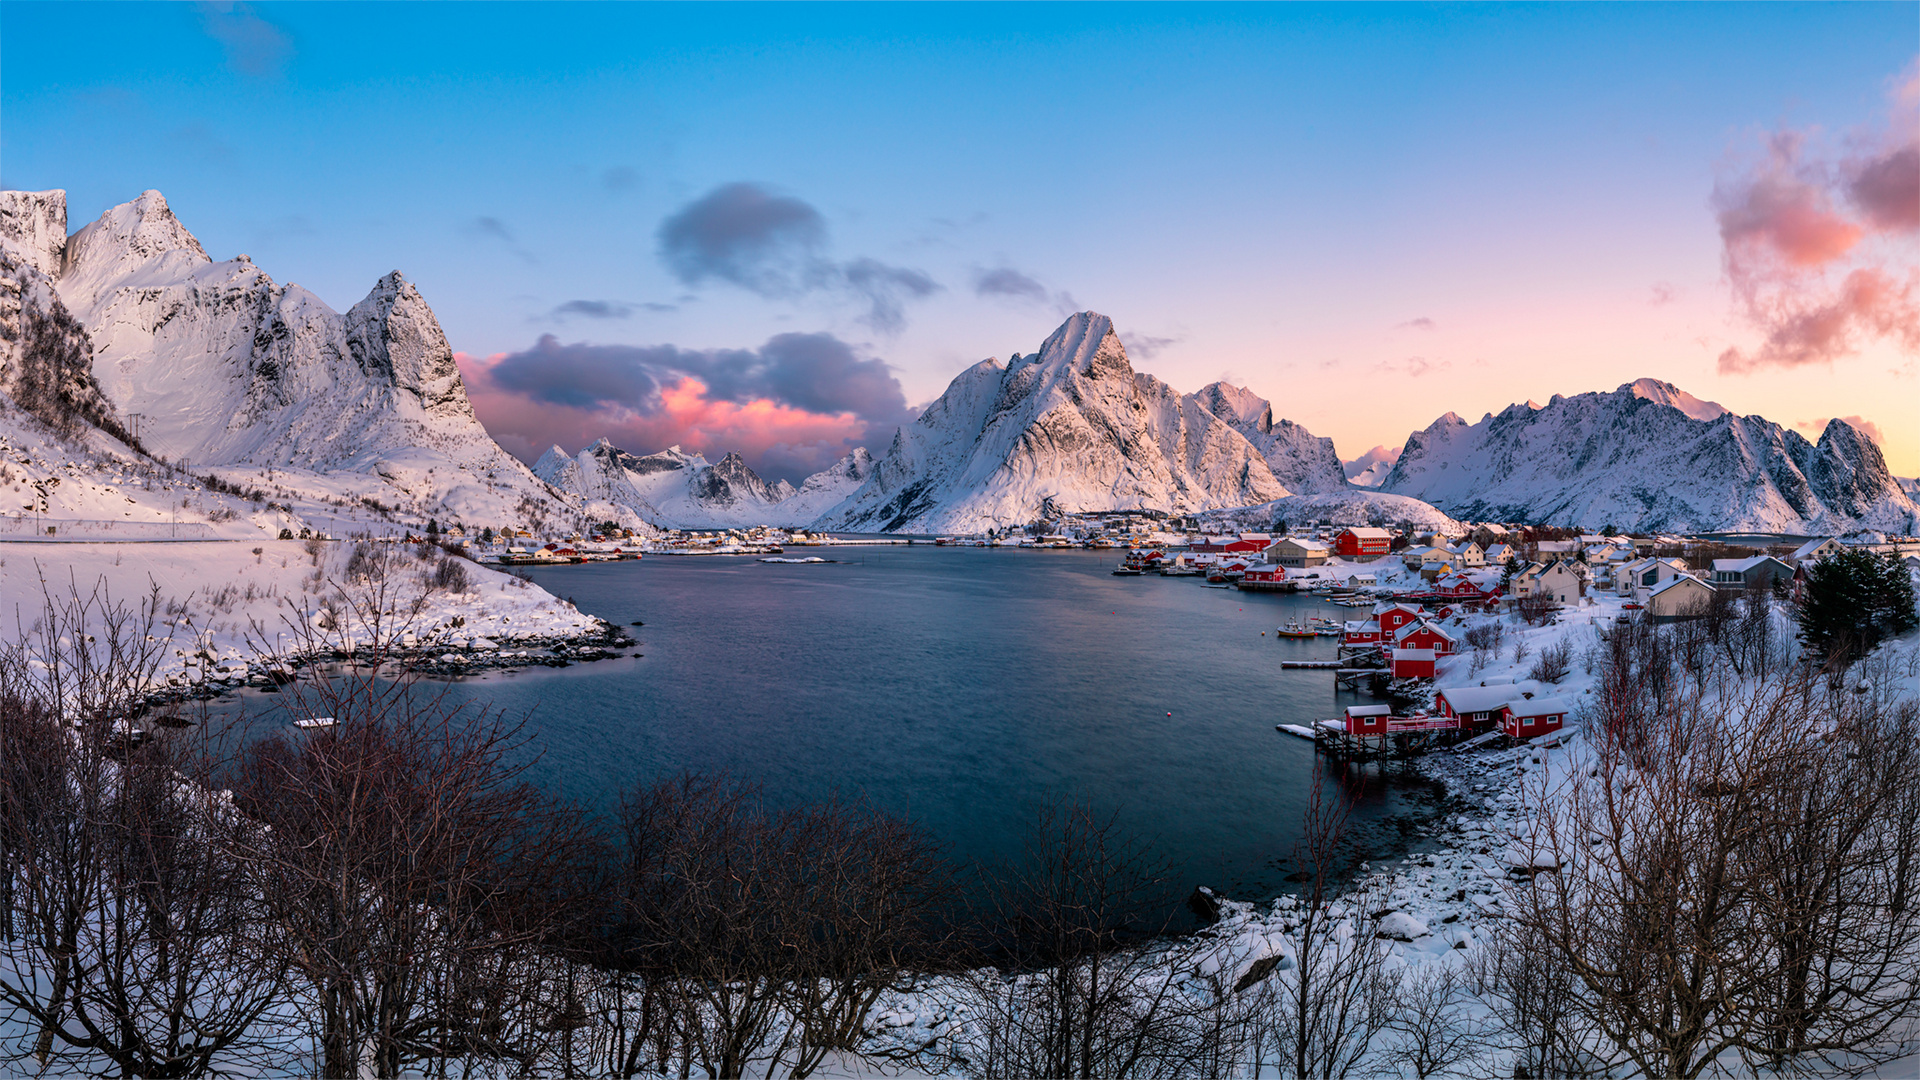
[485,331,912,446]
[469,216,516,242]
[974,267,1050,303]
[656,182,938,332]
[658,182,827,294]
[1849,144,1920,232]
[1121,333,1178,360]
[602,166,641,193]
[466,216,537,264]
[551,300,636,320]
[843,258,939,333]
[196,2,292,78]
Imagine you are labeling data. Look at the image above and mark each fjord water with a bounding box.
[443,546,1443,903]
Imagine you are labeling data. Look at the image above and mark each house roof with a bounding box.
[1391,648,1435,661]
[1346,704,1392,717]
[1395,620,1458,643]
[1341,527,1391,540]
[1506,697,1574,718]
[1648,573,1713,599]
[1275,536,1329,551]
[1437,685,1521,713]
[1790,537,1839,561]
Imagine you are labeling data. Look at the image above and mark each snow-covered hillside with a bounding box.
[533,439,841,529]
[0,188,613,533]
[814,313,1359,533]
[1343,445,1400,487]
[1380,379,1920,533]
[1195,489,1460,533]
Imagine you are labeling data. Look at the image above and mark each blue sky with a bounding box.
[4,2,1915,479]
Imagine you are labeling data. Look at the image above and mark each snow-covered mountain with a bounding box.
[1190,381,1347,494]
[1344,445,1401,488]
[1379,379,1919,533]
[536,439,857,529]
[814,313,1336,533]
[0,188,626,534]
[1195,490,1459,534]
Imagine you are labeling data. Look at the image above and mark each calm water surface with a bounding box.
[460,546,1440,901]
[227,546,1445,902]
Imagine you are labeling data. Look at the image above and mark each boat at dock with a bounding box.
[293,717,336,730]
[1111,564,1144,576]
[1275,621,1316,638]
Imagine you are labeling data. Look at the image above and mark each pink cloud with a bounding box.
[458,352,869,478]
[1714,59,1920,374]
[1796,414,1887,446]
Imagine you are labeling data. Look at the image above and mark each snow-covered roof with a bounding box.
[1346,704,1392,717]
[1506,697,1574,718]
[1790,537,1839,561]
[1395,620,1457,643]
[1648,573,1713,598]
[1341,527,1391,540]
[1392,648,1436,661]
[1275,536,1328,551]
[1437,685,1522,713]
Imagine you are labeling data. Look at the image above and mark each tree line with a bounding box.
[5,570,1920,1077]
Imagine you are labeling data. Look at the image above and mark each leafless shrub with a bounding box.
[1382,962,1489,1079]
[1511,637,1531,664]
[1527,639,1573,684]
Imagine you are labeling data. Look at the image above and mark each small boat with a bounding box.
[293,717,337,730]
[1200,582,1233,589]
[1275,621,1317,639]
[1111,565,1144,576]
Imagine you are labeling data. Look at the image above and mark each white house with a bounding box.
[1646,573,1717,621]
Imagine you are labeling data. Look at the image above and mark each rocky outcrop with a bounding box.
[1192,381,1348,495]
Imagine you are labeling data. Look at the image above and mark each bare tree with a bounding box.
[1247,783,1397,1080]
[961,798,1214,1080]
[0,583,290,1077]
[1381,961,1488,1080]
[1509,655,1920,1078]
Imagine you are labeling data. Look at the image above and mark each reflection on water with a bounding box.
[215,546,1447,903]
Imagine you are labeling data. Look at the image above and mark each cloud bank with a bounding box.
[458,331,914,483]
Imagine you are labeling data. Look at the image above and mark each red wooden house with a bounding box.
[1345,704,1393,735]
[1191,533,1271,554]
[1341,620,1382,646]
[1434,685,1519,730]
[1393,620,1458,656]
[1334,527,1393,560]
[1500,697,1571,740]
[1237,565,1287,590]
[1390,648,1436,678]
[1375,603,1424,635]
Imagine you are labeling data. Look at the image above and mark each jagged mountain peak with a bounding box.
[1194,381,1274,434]
[1622,378,1728,422]
[1380,382,1916,532]
[1023,310,1132,381]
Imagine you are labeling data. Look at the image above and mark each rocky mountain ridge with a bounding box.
[0,187,636,533]
[1379,379,1919,533]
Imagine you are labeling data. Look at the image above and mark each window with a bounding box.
[1522,715,1535,727]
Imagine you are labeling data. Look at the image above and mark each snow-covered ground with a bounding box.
[0,538,607,692]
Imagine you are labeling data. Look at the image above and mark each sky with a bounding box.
[3,2,1916,482]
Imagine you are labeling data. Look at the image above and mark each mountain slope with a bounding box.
[815,313,1300,533]
[1379,380,1918,532]
[1191,381,1347,494]
[2,188,595,532]
[534,439,827,529]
